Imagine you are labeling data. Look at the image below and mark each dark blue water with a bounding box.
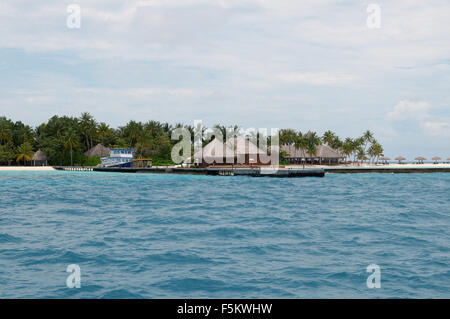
[0,171,449,298]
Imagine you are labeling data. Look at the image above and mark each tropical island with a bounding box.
[0,112,382,166]
[0,113,448,171]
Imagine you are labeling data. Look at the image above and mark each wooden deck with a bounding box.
[85,166,325,177]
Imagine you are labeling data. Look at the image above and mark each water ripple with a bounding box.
[0,171,449,298]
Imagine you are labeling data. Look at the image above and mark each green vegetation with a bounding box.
[151,157,176,167]
[280,129,384,164]
[0,113,384,166]
[0,114,179,166]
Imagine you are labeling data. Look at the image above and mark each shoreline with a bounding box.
[1,163,450,174]
[286,163,450,169]
[0,166,55,171]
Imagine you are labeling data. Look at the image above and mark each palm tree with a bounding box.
[342,138,354,163]
[352,137,365,164]
[135,130,151,158]
[306,131,321,164]
[322,130,336,146]
[357,149,368,164]
[368,141,384,163]
[64,128,79,166]
[279,129,298,145]
[0,121,12,145]
[362,130,374,153]
[294,131,308,168]
[16,142,33,165]
[97,122,111,145]
[212,124,240,142]
[134,145,147,159]
[330,136,343,150]
[122,120,143,147]
[79,112,96,150]
[0,142,15,165]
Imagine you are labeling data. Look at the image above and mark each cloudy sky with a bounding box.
[0,0,449,158]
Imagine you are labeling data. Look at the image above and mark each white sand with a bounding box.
[0,166,55,171]
[286,163,450,169]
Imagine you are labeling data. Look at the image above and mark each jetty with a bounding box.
[54,166,325,177]
[93,167,325,177]
[54,166,95,172]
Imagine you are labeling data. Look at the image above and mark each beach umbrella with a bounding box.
[432,156,441,163]
[415,156,426,164]
[395,156,406,164]
[378,156,390,164]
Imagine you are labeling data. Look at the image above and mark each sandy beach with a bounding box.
[286,163,450,169]
[1,163,450,172]
[0,166,55,171]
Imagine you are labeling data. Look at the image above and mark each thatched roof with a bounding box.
[415,157,426,161]
[225,136,266,155]
[316,145,345,158]
[32,149,47,161]
[281,144,344,159]
[192,136,268,163]
[193,138,235,163]
[395,156,406,161]
[379,156,390,161]
[84,144,110,157]
[432,156,441,161]
[281,145,308,158]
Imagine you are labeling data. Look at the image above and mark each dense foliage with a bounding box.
[0,113,193,166]
[0,113,384,166]
[279,129,384,163]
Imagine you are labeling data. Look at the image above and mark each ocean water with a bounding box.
[0,171,449,299]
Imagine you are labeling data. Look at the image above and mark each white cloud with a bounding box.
[387,100,450,137]
[1,0,450,156]
[277,72,357,86]
[75,87,213,97]
[422,121,450,137]
[387,100,430,121]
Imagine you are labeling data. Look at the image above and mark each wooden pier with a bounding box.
[80,166,325,177]
[53,165,450,175]
[54,166,95,171]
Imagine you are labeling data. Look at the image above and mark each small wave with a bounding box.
[0,233,22,243]
[142,251,220,265]
[101,288,144,299]
[155,277,253,293]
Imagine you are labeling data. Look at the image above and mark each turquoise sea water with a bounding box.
[0,171,449,298]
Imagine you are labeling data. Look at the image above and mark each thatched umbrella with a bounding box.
[432,156,441,164]
[31,149,48,166]
[84,144,110,158]
[447,157,450,163]
[415,156,426,164]
[395,156,406,164]
[379,156,390,164]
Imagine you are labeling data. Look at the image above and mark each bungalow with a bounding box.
[31,149,48,166]
[194,136,271,167]
[281,144,344,165]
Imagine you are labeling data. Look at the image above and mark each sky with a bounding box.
[0,0,449,158]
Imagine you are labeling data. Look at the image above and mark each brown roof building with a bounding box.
[194,136,272,167]
[281,144,344,164]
